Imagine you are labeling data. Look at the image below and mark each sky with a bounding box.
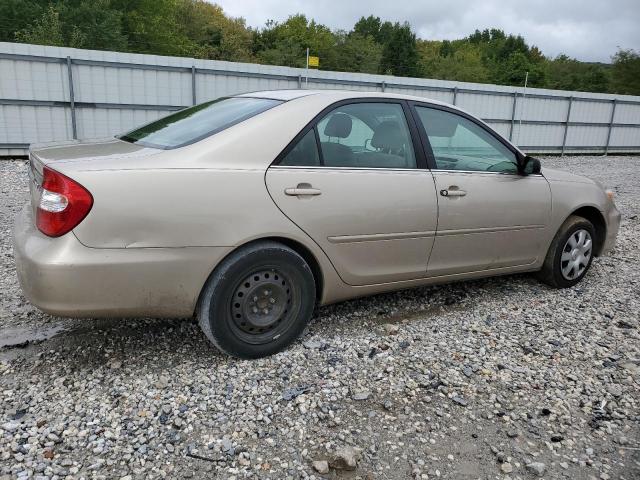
[213,0,640,63]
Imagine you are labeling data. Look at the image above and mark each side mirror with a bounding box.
[517,154,541,176]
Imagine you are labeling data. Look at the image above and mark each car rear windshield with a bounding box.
[118,97,283,149]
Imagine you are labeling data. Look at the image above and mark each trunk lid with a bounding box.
[29,137,158,166]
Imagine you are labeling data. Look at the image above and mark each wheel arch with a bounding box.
[259,236,324,302]
[196,236,324,316]
[568,206,606,256]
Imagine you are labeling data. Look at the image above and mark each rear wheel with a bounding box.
[198,241,316,358]
[537,215,596,288]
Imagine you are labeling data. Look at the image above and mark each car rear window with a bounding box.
[118,97,282,149]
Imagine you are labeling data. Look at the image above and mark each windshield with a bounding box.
[118,97,283,149]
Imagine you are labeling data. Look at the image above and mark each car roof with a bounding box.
[235,89,453,108]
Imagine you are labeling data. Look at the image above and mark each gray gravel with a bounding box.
[1,156,639,479]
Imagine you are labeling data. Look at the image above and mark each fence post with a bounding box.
[191,65,197,105]
[604,99,617,156]
[298,75,302,89]
[509,91,517,141]
[561,96,573,156]
[66,56,77,140]
[452,87,458,105]
[381,81,386,92]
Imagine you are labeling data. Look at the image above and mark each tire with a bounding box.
[536,215,596,288]
[197,241,316,359]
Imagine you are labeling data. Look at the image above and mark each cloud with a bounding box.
[213,0,640,62]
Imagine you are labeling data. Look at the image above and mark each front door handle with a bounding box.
[440,187,467,197]
[285,183,322,196]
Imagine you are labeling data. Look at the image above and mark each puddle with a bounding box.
[0,323,67,349]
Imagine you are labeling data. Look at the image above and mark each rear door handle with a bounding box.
[285,183,322,196]
[440,188,467,197]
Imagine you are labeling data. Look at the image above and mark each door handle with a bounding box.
[440,188,467,197]
[285,183,322,196]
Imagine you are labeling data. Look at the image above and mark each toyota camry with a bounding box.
[13,90,621,358]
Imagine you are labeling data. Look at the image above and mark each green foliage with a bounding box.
[546,55,609,93]
[15,5,65,47]
[3,3,637,95]
[610,49,640,95]
[254,14,336,69]
[333,32,382,74]
[379,22,419,77]
[0,0,44,43]
[418,41,490,83]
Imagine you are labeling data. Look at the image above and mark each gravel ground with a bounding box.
[0,156,638,480]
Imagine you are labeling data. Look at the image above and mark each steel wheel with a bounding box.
[229,268,296,345]
[560,229,592,280]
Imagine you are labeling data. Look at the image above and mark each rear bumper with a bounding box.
[12,204,231,318]
[601,202,621,255]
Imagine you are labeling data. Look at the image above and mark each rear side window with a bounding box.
[279,130,320,166]
[119,97,282,149]
[316,103,416,169]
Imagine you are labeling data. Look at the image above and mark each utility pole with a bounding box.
[305,47,309,88]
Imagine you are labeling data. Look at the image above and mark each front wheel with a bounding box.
[198,241,316,358]
[536,215,596,288]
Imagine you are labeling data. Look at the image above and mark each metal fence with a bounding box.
[1,41,640,157]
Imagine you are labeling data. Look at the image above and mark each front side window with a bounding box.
[316,103,416,169]
[415,106,517,173]
[119,97,282,149]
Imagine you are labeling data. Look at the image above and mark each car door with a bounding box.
[265,100,438,286]
[410,103,552,276]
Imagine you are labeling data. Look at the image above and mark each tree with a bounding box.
[353,15,382,41]
[334,32,382,74]
[15,5,65,47]
[254,14,337,69]
[418,40,489,83]
[176,0,254,61]
[379,22,419,77]
[0,0,43,43]
[58,0,128,50]
[610,49,640,95]
[547,55,609,93]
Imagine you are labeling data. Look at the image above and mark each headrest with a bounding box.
[371,121,405,150]
[323,113,352,138]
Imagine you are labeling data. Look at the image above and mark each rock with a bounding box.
[501,462,513,473]
[312,460,329,474]
[109,360,122,369]
[221,438,233,453]
[303,339,322,349]
[1,422,19,432]
[451,396,468,407]
[329,446,362,471]
[352,390,370,401]
[382,324,399,335]
[525,462,546,476]
[607,384,622,397]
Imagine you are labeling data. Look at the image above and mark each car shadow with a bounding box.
[2,271,546,370]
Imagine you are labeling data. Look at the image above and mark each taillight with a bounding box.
[36,166,93,237]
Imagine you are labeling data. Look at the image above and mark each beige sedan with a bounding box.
[13,90,620,358]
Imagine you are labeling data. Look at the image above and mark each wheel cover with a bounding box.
[560,229,592,280]
[230,269,294,344]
